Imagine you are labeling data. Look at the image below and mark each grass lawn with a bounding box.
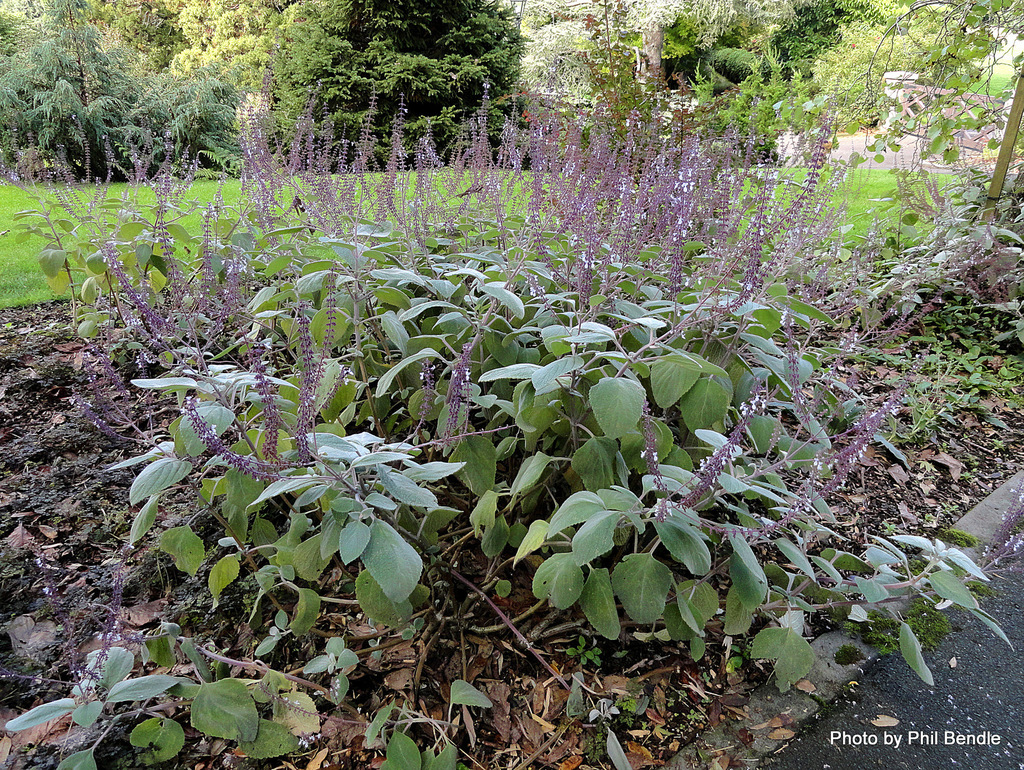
[973,36,1022,98]
[0,169,902,310]
[0,180,241,309]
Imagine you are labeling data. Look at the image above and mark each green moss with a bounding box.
[845,600,951,654]
[907,599,951,651]
[967,581,998,599]
[845,610,900,653]
[834,644,865,665]
[937,528,980,548]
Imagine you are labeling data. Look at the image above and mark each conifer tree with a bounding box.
[0,0,239,178]
[272,0,525,156]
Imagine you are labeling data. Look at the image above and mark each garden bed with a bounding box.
[2,299,1021,770]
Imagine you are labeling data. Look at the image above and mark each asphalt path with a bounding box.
[761,570,1024,770]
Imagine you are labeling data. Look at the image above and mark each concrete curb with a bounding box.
[666,470,1024,769]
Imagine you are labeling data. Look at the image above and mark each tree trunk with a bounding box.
[642,22,664,79]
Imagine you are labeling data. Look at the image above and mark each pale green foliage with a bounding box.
[811,14,948,126]
[4,106,1010,767]
[0,0,240,178]
[521,0,802,100]
[172,0,290,88]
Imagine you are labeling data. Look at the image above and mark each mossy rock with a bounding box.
[937,528,980,548]
[834,644,865,665]
[845,599,951,654]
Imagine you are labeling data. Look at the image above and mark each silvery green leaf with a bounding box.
[130,377,198,391]
[481,282,525,319]
[344,432,385,446]
[130,458,193,505]
[108,447,164,470]
[303,655,332,674]
[365,492,398,510]
[779,610,805,635]
[942,548,988,580]
[854,577,889,603]
[847,605,869,622]
[106,675,182,703]
[56,749,96,770]
[606,730,632,770]
[864,546,902,567]
[350,451,413,469]
[5,698,77,731]
[774,537,816,580]
[573,511,618,565]
[378,469,437,508]
[479,363,541,382]
[401,461,465,482]
[589,378,644,439]
[548,491,605,535]
[71,702,103,727]
[810,556,842,582]
[248,475,318,509]
[694,429,729,449]
[449,679,493,708]
[509,452,551,498]
[97,646,135,689]
[899,622,934,686]
[531,355,583,395]
[892,535,935,552]
[567,321,616,343]
[362,520,422,602]
[928,570,977,609]
[374,348,442,397]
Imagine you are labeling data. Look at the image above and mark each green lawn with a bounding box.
[974,37,1022,98]
[0,170,903,310]
[0,180,241,309]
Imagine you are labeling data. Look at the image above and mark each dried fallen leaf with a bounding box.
[627,741,653,760]
[124,600,167,627]
[0,735,11,763]
[871,715,900,727]
[932,452,963,481]
[9,713,72,749]
[531,713,557,732]
[887,464,910,484]
[768,728,796,740]
[645,707,666,725]
[37,525,58,539]
[558,757,583,770]
[5,524,33,548]
[794,679,816,694]
[7,616,58,658]
[304,747,330,770]
[897,502,918,524]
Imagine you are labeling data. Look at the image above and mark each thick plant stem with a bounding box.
[449,569,570,690]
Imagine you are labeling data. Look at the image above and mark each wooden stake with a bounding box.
[984,70,1024,221]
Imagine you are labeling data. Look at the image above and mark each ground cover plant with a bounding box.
[0,101,1017,770]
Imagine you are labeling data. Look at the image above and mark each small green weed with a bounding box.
[565,635,603,669]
